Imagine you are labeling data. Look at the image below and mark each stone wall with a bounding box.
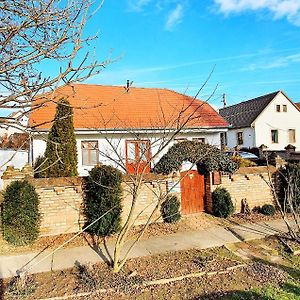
[122,177,170,226]
[1,164,278,236]
[210,166,277,213]
[1,165,84,236]
[1,166,171,236]
[34,177,84,236]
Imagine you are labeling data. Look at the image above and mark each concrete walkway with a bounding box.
[0,218,293,279]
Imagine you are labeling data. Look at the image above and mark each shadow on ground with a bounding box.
[83,234,113,266]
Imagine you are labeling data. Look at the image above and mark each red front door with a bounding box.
[180,170,205,214]
[125,140,151,174]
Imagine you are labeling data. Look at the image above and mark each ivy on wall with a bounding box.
[153,141,238,175]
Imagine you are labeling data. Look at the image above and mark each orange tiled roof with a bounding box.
[29,84,228,130]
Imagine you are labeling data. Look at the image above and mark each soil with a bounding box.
[227,211,283,225]
[2,236,298,300]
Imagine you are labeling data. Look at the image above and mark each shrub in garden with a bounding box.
[161,195,181,223]
[84,165,122,237]
[261,204,276,216]
[33,155,47,178]
[43,98,78,177]
[212,187,234,218]
[2,180,40,246]
[230,156,256,167]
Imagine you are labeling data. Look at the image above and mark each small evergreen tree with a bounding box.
[44,98,78,177]
[2,180,40,246]
[212,187,234,218]
[161,195,181,223]
[84,165,123,237]
[33,155,47,178]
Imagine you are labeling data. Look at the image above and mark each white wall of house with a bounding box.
[226,127,255,149]
[254,93,300,151]
[31,129,226,176]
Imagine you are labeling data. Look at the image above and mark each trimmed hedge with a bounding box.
[161,195,181,223]
[212,187,234,218]
[261,204,276,216]
[2,180,40,246]
[84,165,123,237]
[43,98,78,177]
[153,141,238,175]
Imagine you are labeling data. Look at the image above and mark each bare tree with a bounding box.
[82,89,237,273]
[262,149,300,242]
[0,0,108,127]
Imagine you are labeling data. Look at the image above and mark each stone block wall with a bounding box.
[122,178,170,226]
[34,178,84,236]
[1,165,84,236]
[210,166,276,213]
[1,166,171,236]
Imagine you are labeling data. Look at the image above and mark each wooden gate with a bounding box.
[180,170,205,214]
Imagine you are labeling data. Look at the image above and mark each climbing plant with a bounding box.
[153,141,238,175]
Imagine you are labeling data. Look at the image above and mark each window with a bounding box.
[81,141,99,165]
[125,140,151,174]
[271,130,279,143]
[283,105,287,112]
[237,132,243,145]
[192,138,206,143]
[276,105,281,112]
[288,129,296,143]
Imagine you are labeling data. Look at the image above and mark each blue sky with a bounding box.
[83,0,300,108]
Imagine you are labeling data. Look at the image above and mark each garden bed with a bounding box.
[3,236,299,300]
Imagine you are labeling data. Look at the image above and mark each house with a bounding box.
[29,84,229,176]
[0,110,28,137]
[219,91,300,151]
[0,111,29,189]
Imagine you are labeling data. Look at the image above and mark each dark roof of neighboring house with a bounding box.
[29,84,228,130]
[219,91,280,129]
[296,102,300,110]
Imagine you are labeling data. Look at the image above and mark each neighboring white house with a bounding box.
[219,91,300,151]
[0,110,29,136]
[29,84,229,176]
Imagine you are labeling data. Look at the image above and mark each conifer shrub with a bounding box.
[2,180,40,246]
[161,195,181,223]
[84,165,122,237]
[212,187,234,218]
[33,155,47,178]
[43,98,78,177]
[261,204,276,216]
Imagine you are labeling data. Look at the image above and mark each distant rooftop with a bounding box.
[219,91,281,129]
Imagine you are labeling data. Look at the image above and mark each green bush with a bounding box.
[212,187,234,218]
[33,155,47,178]
[261,204,276,216]
[2,180,40,246]
[84,165,122,237]
[43,98,78,177]
[161,195,181,223]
